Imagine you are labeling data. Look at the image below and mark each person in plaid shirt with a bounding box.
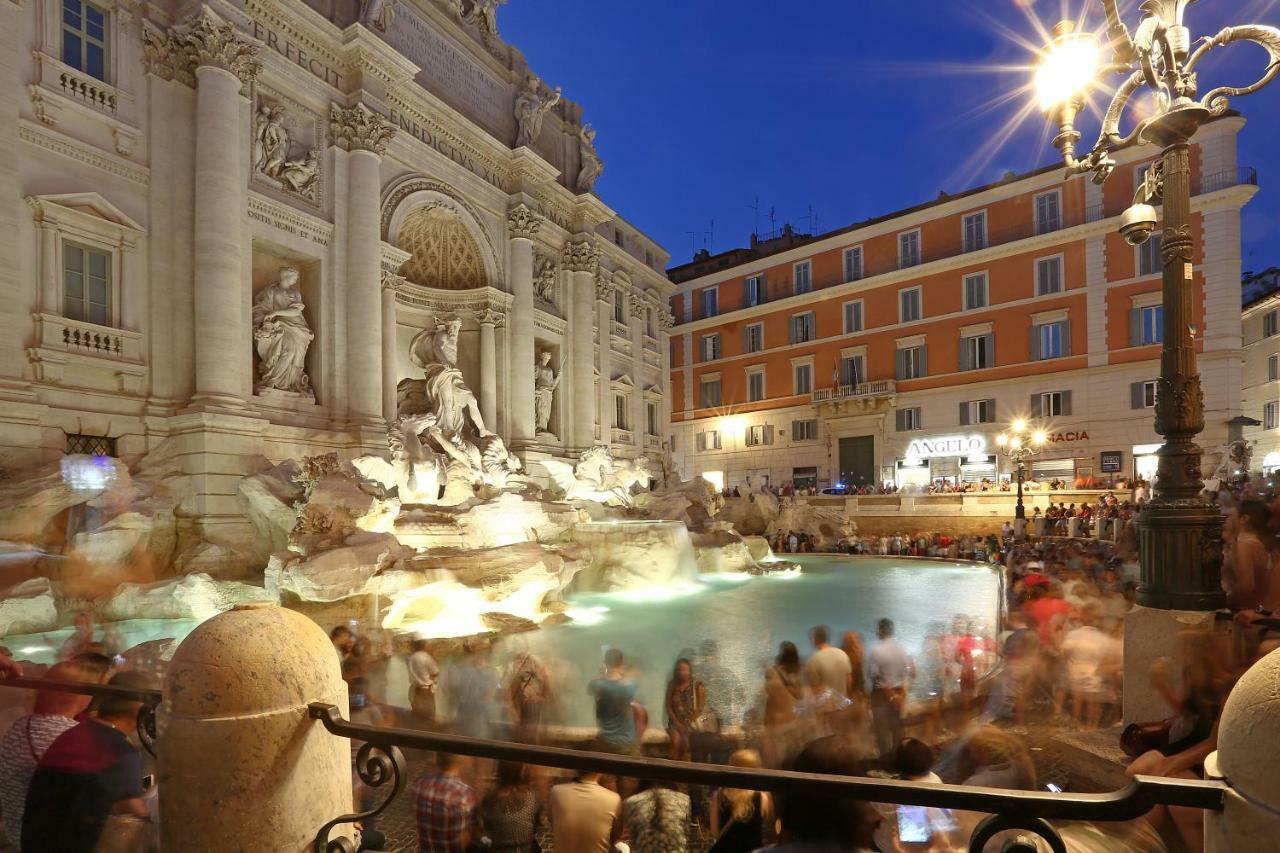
[414,752,477,853]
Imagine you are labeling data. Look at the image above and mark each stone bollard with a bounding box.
[1204,647,1280,851]
[158,603,353,852]
[1067,517,1079,538]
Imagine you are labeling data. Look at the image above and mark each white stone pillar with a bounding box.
[380,275,400,424]
[189,32,257,408]
[331,104,395,432]
[564,239,601,450]
[595,273,614,445]
[507,205,540,447]
[658,306,674,445]
[477,308,501,432]
[34,214,58,313]
[629,294,646,447]
[159,603,353,853]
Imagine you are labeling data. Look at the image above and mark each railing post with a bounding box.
[1204,648,1280,851]
[157,603,353,852]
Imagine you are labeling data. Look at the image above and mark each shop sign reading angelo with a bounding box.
[904,435,987,459]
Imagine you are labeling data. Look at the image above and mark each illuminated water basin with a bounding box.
[2,618,199,665]
[501,556,1001,728]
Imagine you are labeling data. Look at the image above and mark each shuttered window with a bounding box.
[960,333,993,371]
[1130,380,1157,409]
[896,345,926,380]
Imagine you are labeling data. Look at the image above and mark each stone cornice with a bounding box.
[338,23,420,89]
[330,103,395,153]
[475,308,505,328]
[562,238,601,274]
[506,203,542,240]
[19,121,149,186]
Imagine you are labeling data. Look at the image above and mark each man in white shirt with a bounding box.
[407,638,441,725]
[805,625,852,700]
[868,618,914,759]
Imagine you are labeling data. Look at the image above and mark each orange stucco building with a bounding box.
[666,117,1254,492]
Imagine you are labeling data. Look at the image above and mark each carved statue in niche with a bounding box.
[252,267,314,398]
[383,317,521,504]
[575,123,603,194]
[360,0,396,31]
[252,99,319,201]
[533,349,561,436]
[533,253,557,304]
[514,75,561,149]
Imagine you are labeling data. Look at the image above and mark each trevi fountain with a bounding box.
[0,309,864,675]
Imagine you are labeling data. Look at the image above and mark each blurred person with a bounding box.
[507,649,551,744]
[1223,499,1271,610]
[0,660,101,848]
[875,738,962,852]
[447,653,496,739]
[408,638,441,726]
[868,618,914,759]
[549,770,621,853]
[772,735,881,851]
[805,625,852,700]
[413,752,477,853]
[955,726,1036,790]
[708,749,774,852]
[1062,604,1122,728]
[22,671,155,853]
[622,778,690,853]
[347,677,388,848]
[478,761,541,853]
[58,611,97,661]
[663,657,705,761]
[761,641,807,767]
[588,648,638,753]
[840,630,867,700]
[330,624,355,666]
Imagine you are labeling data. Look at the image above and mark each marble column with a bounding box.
[184,13,259,408]
[380,273,401,424]
[595,272,615,444]
[507,204,540,447]
[629,293,646,446]
[564,239,601,450]
[477,309,502,431]
[331,104,394,431]
[658,306,675,445]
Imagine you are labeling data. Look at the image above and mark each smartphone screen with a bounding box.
[897,805,930,843]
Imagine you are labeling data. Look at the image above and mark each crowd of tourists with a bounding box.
[2,473,1280,851]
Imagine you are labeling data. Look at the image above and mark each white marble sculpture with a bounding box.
[252,101,319,200]
[360,0,395,31]
[253,267,314,398]
[539,446,651,506]
[373,317,521,505]
[533,254,557,304]
[533,350,560,436]
[461,0,506,34]
[514,76,561,149]
[575,123,603,193]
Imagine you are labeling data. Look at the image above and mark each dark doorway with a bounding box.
[838,435,875,488]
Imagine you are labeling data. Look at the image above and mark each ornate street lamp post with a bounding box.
[997,421,1047,539]
[1034,1,1280,609]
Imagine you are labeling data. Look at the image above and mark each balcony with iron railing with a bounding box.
[812,378,896,403]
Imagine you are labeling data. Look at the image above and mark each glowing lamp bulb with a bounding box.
[1010,436,1023,450]
[1035,23,1100,111]
[1032,430,1048,446]
[1011,419,1027,434]
[996,434,1008,447]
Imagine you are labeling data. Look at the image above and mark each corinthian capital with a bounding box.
[330,104,395,155]
[629,293,647,319]
[507,203,542,239]
[594,270,615,303]
[142,9,261,86]
[562,238,601,274]
[187,7,260,82]
[475,308,506,328]
[658,307,675,330]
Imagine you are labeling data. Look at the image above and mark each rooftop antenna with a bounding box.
[686,230,698,258]
[707,218,715,255]
[768,205,777,235]
[747,196,759,239]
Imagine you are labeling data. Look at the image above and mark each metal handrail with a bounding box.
[308,701,1224,814]
[0,675,162,756]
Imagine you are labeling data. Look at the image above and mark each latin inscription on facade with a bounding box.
[250,22,344,90]
[382,7,513,141]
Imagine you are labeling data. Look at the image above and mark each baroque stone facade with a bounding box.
[0,0,673,548]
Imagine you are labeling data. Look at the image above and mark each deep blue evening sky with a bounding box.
[504,0,1280,274]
